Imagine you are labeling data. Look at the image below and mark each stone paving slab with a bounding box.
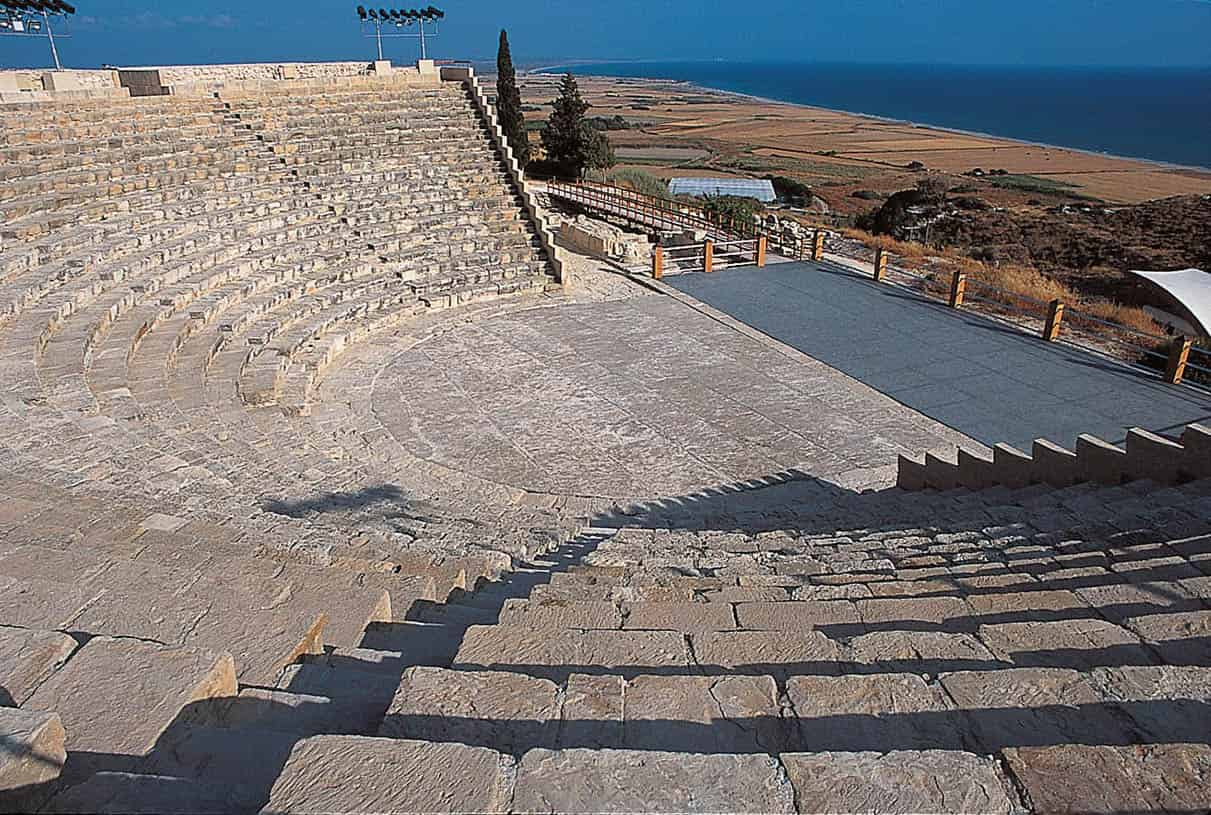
[262,736,512,814]
[371,296,976,500]
[1004,743,1211,813]
[0,626,77,706]
[512,748,796,814]
[783,750,1016,814]
[0,707,65,796]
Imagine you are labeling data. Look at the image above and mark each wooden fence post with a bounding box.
[757,236,768,268]
[948,271,967,308]
[704,241,714,273]
[1165,336,1193,385]
[873,247,888,281]
[812,231,825,261]
[652,247,663,280]
[1043,299,1065,342]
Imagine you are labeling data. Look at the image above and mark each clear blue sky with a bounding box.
[2,0,1209,69]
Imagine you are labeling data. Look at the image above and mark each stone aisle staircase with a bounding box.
[6,472,1209,813]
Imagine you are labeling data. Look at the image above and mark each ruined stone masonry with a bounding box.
[0,61,1209,814]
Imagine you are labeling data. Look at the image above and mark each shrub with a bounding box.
[606,168,672,199]
[851,190,882,201]
[764,174,812,205]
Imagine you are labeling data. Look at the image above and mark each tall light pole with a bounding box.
[1,0,76,70]
[356,6,444,62]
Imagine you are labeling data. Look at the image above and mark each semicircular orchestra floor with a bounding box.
[370,294,974,501]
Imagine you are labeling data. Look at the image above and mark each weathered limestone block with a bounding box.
[499,598,622,629]
[783,750,1016,814]
[1031,438,1080,486]
[0,626,77,705]
[623,675,784,753]
[454,627,690,672]
[848,631,997,672]
[976,619,1148,670]
[788,673,960,751]
[378,667,561,753]
[622,602,735,632]
[44,772,235,814]
[23,638,236,761]
[512,748,795,813]
[691,631,843,675]
[1004,743,1211,813]
[1094,665,1211,742]
[940,668,1134,752]
[262,736,512,814]
[734,600,860,631]
[559,674,623,748]
[0,707,65,795]
[1182,423,1211,477]
[1076,433,1128,484]
[855,597,974,627]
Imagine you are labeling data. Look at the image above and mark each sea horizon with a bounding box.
[531,60,1211,171]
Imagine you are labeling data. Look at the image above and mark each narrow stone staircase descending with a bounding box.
[9,475,1209,814]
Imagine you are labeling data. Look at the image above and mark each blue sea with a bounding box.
[535,62,1211,170]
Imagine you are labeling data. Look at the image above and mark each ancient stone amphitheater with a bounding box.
[1,61,1210,814]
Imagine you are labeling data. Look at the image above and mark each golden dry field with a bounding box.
[518,73,1211,212]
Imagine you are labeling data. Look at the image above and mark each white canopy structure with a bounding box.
[1128,268,1211,336]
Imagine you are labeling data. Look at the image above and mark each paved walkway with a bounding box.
[667,261,1211,450]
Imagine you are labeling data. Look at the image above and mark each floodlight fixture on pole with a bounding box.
[1,0,76,70]
[356,5,443,61]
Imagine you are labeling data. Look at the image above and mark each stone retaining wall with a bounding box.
[899,422,1211,490]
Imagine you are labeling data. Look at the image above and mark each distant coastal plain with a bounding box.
[519,63,1211,209]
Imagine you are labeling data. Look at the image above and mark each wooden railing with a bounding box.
[652,238,767,279]
[545,180,820,260]
[864,248,1211,388]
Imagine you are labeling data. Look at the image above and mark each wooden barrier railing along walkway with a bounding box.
[651,237,768,279]
[865,247,1211,389]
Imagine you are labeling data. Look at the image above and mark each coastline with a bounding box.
[529,64,1211,175]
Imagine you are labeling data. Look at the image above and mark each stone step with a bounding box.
[21,637,236,783]
[0,706,66,811]
[0,625,78,705]
[262,735,511,814]
[0,544,396,684]
[43,771,238,814]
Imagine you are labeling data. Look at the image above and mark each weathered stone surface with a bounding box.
[622,602,735,632]
[454,627,690,673]
[44,772,236,814]
[0,625,77,705]
[262,736,511,814]
[849,631,997,671]
[788,673,960,751]
[734,601,860,631]
[783,750,1016,814]
[512,748,795,813]
[691,631,843,674]
[1122,610,1211,662]
[855,597,974,627]
[1004,743,1211,813]
[940,668,1134,752]
[499,598,622,629]
[378,667,560,753]
[559,674,623,748]
[963,589,1090,616]
[0,577,98,631]
[1093,665,1211,742]
[976,619,1150,670]
[0,707,65,793]
[623,675,784,752]
[23,637,236,759]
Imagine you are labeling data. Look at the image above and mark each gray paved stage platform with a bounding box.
[667,261,1211,450]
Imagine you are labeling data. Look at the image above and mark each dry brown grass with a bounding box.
[846,231,1168,346]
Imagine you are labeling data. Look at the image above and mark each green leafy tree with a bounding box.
[540,73,614,179]
[495,30,530,168]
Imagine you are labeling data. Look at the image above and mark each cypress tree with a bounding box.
[495,30,530,168]
[542,72,616,179]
